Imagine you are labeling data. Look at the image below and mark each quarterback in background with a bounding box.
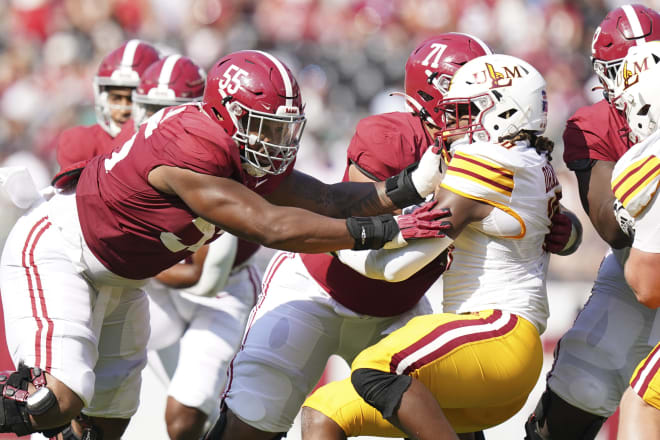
[610,40,660,439]
[56,39,160,169]
[302,53,568,440]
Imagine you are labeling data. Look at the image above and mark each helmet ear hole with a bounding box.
[417,90,434,102]
[498,109,518,119]
[638,104,651,116]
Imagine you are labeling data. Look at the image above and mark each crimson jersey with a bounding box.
[56,122,135,169]
[76,104,288,280]
[562,99,631,169]
[300,112,447,317]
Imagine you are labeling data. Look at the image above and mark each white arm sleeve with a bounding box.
[336,235,454,282]
[632,194,660,253]
[184,232,239,297]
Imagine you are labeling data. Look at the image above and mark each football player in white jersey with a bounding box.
[610,40,660,439]
[301,53,569,440]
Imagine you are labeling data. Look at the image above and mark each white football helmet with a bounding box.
[439,54,547,143]
[613,41,660,143]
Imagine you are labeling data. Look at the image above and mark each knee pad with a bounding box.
[351,368,412,420]
[0,363,56,436]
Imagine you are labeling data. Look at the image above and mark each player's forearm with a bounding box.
[337,235,453,282]
[154,263,202,288]
[580,163,632,248]
[233,205,356,253]
[591,195,632,248]
[269,172,395,218]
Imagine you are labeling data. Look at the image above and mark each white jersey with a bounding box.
[440,139,558,334]
[612,129,660,253]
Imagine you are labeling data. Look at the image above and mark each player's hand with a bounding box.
[411,138,445,199]
[384,200,452,249]
[544,210,582,256]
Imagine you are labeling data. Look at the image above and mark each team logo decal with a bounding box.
[621,57,649,89]
[472,63,523,88]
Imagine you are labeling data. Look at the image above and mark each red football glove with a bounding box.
[387,200,452,248]
[544,210,582,256]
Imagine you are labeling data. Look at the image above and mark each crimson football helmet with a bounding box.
[403,32,493,127]
[592,4,660,100]
[203,50,306,177]
[132,54,206,130]
[93,39,160,137]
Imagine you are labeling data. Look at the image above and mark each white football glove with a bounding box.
[411,139,445,199]
[613,199,635,240]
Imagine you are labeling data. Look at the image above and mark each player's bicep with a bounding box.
[150,165,275,237]
[348,163,378,183]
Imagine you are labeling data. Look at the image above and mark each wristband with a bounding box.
[346,215,400,250]
[385,163,425,209]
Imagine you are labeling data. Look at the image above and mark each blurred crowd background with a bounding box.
[2,0,656,282]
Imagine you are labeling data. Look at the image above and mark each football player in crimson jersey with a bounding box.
[0,50,449,439]
[301,53,560,440]
[524,4,660,440]
[610,40,660,440]
[134,55,263,440]
[55,39,160,169]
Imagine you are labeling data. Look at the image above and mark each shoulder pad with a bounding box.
[612,135,660,217]
[442,146,515,205]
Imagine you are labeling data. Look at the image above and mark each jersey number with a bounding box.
[218,65,248,95]
[103,106,187,171]
[421,43,448,68]
[160,217,218,253]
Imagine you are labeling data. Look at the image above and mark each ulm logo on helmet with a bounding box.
[471,63,523,89]
[620,58,649,90]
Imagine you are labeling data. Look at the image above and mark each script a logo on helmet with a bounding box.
[621,57,650,90]
[471,63,523,89]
